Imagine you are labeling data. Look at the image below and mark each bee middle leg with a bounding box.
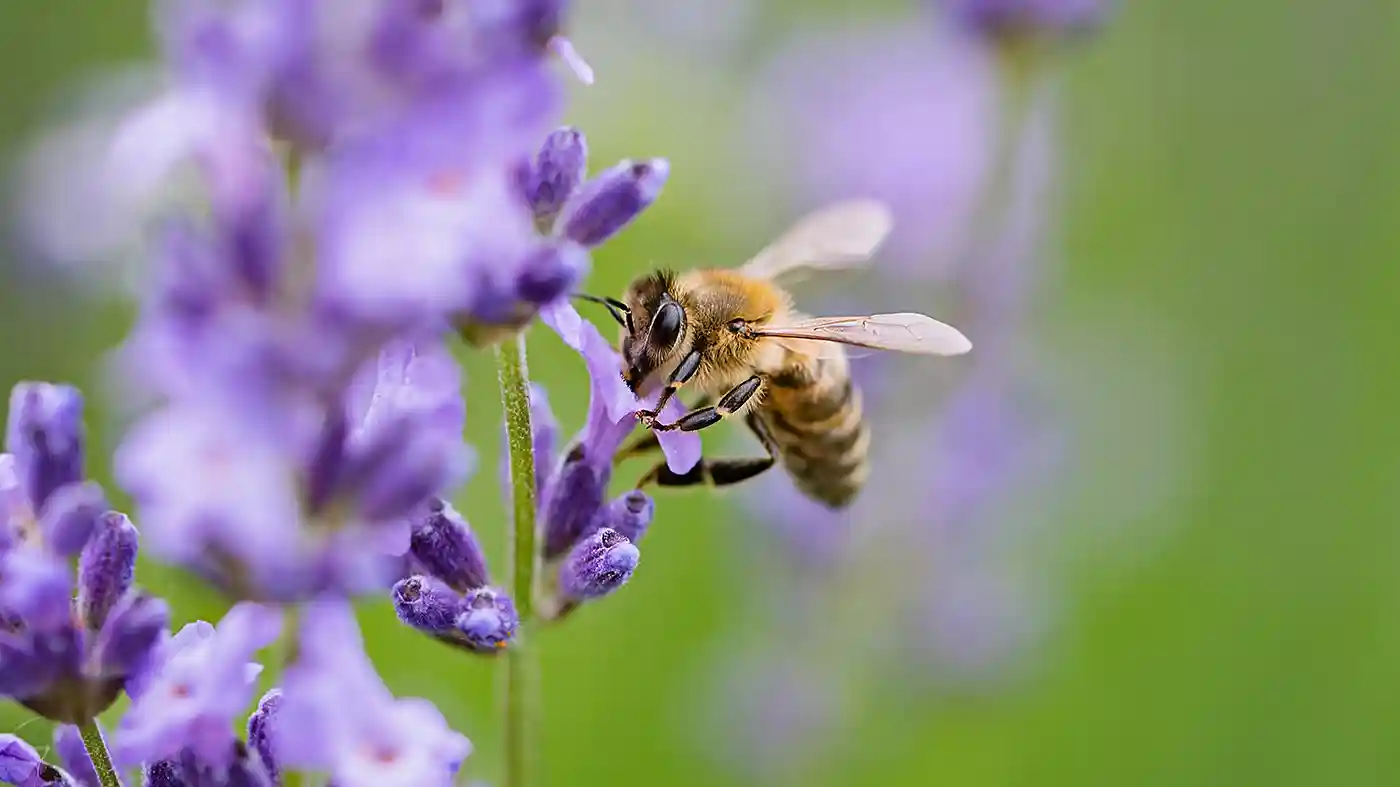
[636,412,778,490]
[646,375,764,433]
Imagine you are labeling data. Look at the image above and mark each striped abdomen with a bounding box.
[757,352,870,509]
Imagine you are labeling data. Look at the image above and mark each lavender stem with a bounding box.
[77,720,120,787]
[496,332,539,787]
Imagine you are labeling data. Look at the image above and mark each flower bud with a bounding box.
[540,456,606,560]
[559,528,639,600]
[514,241,588,307]
[5,382,85,513]
[408,499,489,591]
[559,159,669,248]
[457,587,519,653]
[597,490,654,544]
[519,127,588,224]
[78,511,139,631]
[38,481,105,557]
[247,689,282,783]
[393,575,462,635]
[52,725,99,787]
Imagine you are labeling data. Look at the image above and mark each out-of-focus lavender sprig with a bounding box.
[1,382,170,730]
[392,498,520,654]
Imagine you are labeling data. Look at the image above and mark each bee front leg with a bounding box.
[615,396,712,464]
[634,349,703,426]
[647,375,764,433]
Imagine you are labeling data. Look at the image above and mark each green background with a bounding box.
[3,2,1400,785]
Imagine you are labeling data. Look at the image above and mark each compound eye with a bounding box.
[649,300,683,348]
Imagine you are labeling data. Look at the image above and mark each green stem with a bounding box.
[496,332,539,787]
[77,720,120,787]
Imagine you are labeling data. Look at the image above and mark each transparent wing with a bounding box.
[757,313,972,356]
[740,199,894,282]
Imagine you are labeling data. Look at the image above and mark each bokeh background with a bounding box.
[4,1,1400,786]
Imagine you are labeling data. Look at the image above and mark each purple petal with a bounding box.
[0,547,72,631]
[37,481,105,557]
[91,592,171,681]
[539,457,608,561]
[596,490,654,544]
[455,588,518,653]
[247,688,283,783]
[519,126,588,223]
[559,159,670,248]
[407,499,490,592]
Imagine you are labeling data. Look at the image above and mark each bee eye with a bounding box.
[649,301,683,347]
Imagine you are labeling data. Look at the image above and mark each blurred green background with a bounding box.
[4,2,1400,786]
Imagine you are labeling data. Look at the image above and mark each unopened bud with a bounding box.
[560,159,669,247]
[559,528,639,600]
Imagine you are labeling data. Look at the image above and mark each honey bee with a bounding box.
[579,200,971,509]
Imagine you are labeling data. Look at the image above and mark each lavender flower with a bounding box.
[1,382,169,725]
[558,528,639,601]
[114,603,281,768]
[518,126,589,224]
[0,735,75,787]
[116,338,469,601]
[394,500,520,654]
[558,158,671,247]
[278,600,472,786]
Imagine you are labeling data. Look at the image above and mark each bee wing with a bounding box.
[740,199,894,282]
[757,313,973,357]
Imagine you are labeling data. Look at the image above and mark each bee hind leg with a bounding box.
[636,412,778,490]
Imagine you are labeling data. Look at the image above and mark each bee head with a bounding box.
[620,271,686,393]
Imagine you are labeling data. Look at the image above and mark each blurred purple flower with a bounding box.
[744,25,1000,280]
[278,600,473,786]
[1,382,170,725]
[517,126,589,224]
[114,603,281,768]
[0,734,76,787]
[558,158,670,248]
[246,688,282,782]
[115,338,468,601]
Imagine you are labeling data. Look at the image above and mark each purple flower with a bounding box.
[558,158,670,248]
[393,575,462,636]
[559,528,639,601]
[0,734,75,787]
[116,338,468,601]
[114,603,281,768]
[517,126,588,224]
[278,600,473,786]
[534,301,695,564]
[938,0,1107,44]
[594,490,654,544]
[393,574,520,655]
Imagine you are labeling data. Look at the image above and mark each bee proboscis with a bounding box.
[580,199,971,509]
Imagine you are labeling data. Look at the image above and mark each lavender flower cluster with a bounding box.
[4,0,700,784]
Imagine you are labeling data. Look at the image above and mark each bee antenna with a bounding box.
[572,293,631,329]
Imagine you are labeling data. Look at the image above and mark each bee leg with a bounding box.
[635,412,777,489]
[635,350,703,424]
[648,375,763,433]
[615,396,713,464]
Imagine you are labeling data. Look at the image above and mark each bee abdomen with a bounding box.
[761,375,870,509]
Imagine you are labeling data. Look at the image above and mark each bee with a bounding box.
[579,199,972,509]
